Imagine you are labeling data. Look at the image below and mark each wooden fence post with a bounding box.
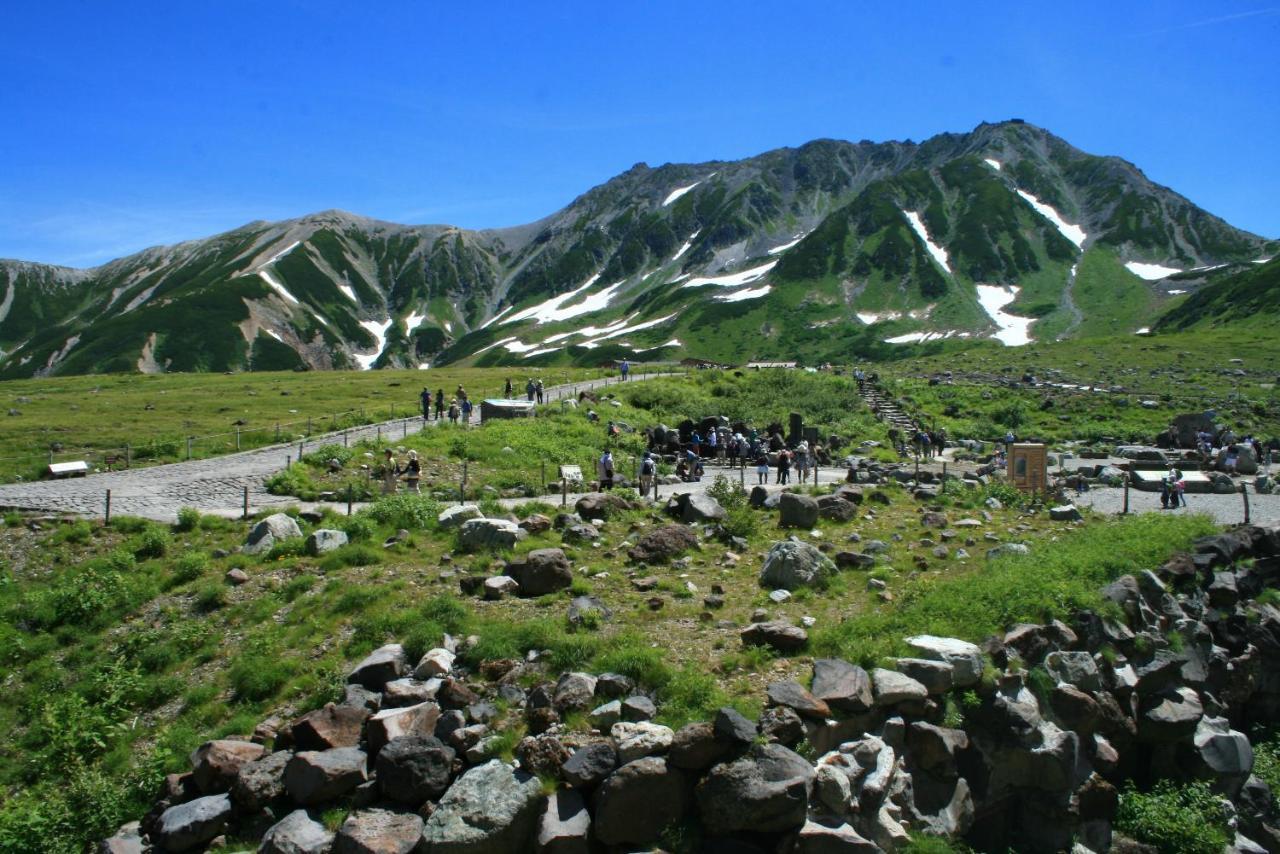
[187,436,193,460]
[125,443,131,469]
[1243,482,1251,525]
[242,486,249,520]
[104,489,111,524]
[235,427,241,451]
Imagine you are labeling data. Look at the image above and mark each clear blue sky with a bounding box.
[2,0,1277,267]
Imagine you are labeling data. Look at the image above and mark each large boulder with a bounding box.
[291,703,370,751]
[348,644,409,691]
[459,518,527,551]
[1193,716,1254,796]
[561,741,618,788]
[611,721,674,763]
[574,492,633,520]
[334,809,424,854]
[366,701,442,760]
[696,744,815,835]
[283,747,369,805]
[537,788,592,853]
[260,809,334,854]
[760,540,836,590]
[231,750,291,812]
[593,758,687,847]
[766,680,831,720]
[420,760,545,853]
[439,504,484,528]
[189,739,267,794]
[681,493,727,523]
[243,513,304,555]
[668,723,731,771]
[153,794,233,852]
[305,528,349,555]
[741,621,809,652]
[816,494,857,522]
[905,636,985,688]
[628,525,699,563]
[505,548,572,596]
[871,668,928,706]
[376,735,456,804]
[778,493,819,528]
[1138,686,1204,742]
[812,659,873,713]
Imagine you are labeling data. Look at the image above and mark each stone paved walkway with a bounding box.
[0,373,662,523]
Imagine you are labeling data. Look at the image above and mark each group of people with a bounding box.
[378,448,422,495]
[420,386,472,424]
[1160,466,1188,509]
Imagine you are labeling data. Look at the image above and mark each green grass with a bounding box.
[0,366,609,482]
[1115,780,1231,854]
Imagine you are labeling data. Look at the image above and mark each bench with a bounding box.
[47,461,89,479]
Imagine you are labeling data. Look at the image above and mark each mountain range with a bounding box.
[2,120,1275,378]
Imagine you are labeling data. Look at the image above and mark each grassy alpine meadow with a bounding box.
[873,328,1280,444]
[0,365,613,482]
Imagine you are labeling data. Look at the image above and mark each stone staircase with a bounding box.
[858,381,919,436]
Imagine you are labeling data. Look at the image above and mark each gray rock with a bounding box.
[812,659,873,713]
[668,722,730,770]
[366,701,442,760]
[376,735,456,804]
[1049,504,1083,522]
[305,528,349,555]
[98,822,144,854]
[696,743,815,835]
[986,542,1030,560]
[483,575,519,600]
[907,722,970,778]
[561,523,600,542]
[1138,686,1204,742]
[284,747,369,805]
[420,760,545,853]
[792,817,881,852]
[871,668,928,706]
[593,758,687,847]
[741,621,809,652]
[566,596,612,627]
[347,643,409,691]
[459,518,527,551]
[611,721,675,763]
[506,548,572,596]
[893,658,953,695]
[260,809,335,854]
[537,788,591,853]
[816,495,858,522]
[1045,650,1103,693]
[153,794,232,852]
[334,809,423,854]
[189,739,267,794]
[779,493,820,528]
[243,512,303,555]
[904,635,984,687]
[766,680,831,720]
[574,492,633,519]
[713,706,758,743]
[622,695,656,722]
[1194,716,1254,795]
[553,672,598,714]
[439,504,483,528]
[561,741,617,788]
[627,525,699,563]
[759,540,837,590]
[682,493,727,523]
[589,700,621,729]
[414,648,456,679]
[231,749,291,812]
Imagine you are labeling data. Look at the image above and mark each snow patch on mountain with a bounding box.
[885,330,970,344]
[266,329,284,342]
[976,284,1034,346]
[503,274,624,325]
[479,306,514,330]
[259,270,300,305]
[353,319,393,369]
[337,283,357,303]
[902,211,951,273]
[672,231,700,261]
[663,182,701,206]
[767,233,807,256]
[580,313,677,345]
[1015,190,1086,249]
[405,311,427,333]
[683,261,777,289]
[984,158,1002,171]
[262,241,300,267]
[716,285,771,302]
[1125,261,1182,281]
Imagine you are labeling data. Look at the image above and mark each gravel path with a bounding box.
[0,373,662,523]
[1073,485,1280,527]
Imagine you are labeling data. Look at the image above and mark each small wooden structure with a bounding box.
[1007,443,1048,493]
[559,465,584,488]
[47,461,89,479]
[479,398,536,423]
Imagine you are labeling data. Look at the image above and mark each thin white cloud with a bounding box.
[1136,6,1280,36]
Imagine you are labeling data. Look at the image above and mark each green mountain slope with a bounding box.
[1155,256,1280,330]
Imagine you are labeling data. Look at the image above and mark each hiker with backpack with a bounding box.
[640,452,656,496]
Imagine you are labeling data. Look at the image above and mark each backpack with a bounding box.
[641,458,655,476]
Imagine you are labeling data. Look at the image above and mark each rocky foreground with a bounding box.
[98,521,1280,852]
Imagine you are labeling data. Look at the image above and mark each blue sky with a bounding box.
[2,0,1277,267]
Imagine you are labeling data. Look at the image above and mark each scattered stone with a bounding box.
[420,760,545,852]
[348,644,409,691]
[741,621,809,652]
[366,702,442,760]
[611,721,674,763]
[759,540,837,590]
[414,648,456,679]
[305,528,349,555]
[260,810,335,854]
[812,659,873,713]
[243,513,303,555]
[231,750,291,812]
[905,635,984,687]
[438,504,483,528]
[483,575,520,600]
[225,568,249,585]
[189,739,267,794]
[506,548,573,596]
[284,747,368,805]
[1049,504,1083,522]
[537,788,592,853]
[696,744,815,835]
[334,809,424,854]
[871,668,929,706]
[766,680,831,720]
[622,695,657,722]
[154,794,233,852]
[459,518,527,551]
[291,703,370,751]
[567,596,613,626]
[593,757,687,847]
[376,735,456,804]
[713,707,758,744]
[779,493,820,528]
[562,741,618,788]
[628,524,699,563]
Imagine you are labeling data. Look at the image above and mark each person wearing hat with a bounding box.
[404,450,421,494]
[380,448,401,495]
[639,451,656,497]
